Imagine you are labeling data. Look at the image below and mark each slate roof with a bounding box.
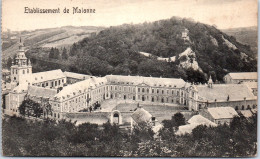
[12,83,29,93]
[238,110,253,118]
[228,72,257,80]
[64,71,91,80]
[196,84,256,102]
[106,75,188,88]
[19,69,65,84]
[244,82,257,89]
[207,107,238,119]
[131,108,152,124]
[176,115,217,135]
[188,115,217,126]
[53,76,107,101]
[27,86,57,99]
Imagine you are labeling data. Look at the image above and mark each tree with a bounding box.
[49,47,55,59]
[18,99,43,118]
[62,47,68,60]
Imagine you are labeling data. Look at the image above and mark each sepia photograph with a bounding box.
[1,0,258,157]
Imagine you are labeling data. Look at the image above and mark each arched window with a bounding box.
[157,89,159,94]
[247,105,251,110]
[242,105,244,110]
[161,98,164,103]
[142,88,145,93]
[151,97,154,102]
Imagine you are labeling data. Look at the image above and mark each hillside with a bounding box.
[222,26,257,55]
[2,26,105,60]
[64,17,256,82]
[4,17,257,83]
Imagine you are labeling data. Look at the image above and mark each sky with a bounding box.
[2,0,258,31]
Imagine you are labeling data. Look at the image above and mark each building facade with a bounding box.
[223,72,257,84]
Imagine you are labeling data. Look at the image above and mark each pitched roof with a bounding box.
[176,116,216,135]
[207,107,238,119]
[27,86,57,98]
[131,108,152,124]
[106,75,187,88]
[188,115,217,126]
[64,71,91,80]
[12,83,28,93]
[53,76,107,101]
[227,72,257,80]
[196,84,256,102]
[238,110,253,118]
[19,69,65,84]
[244,82,257,89]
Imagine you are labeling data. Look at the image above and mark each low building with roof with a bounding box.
[224,72,257,84]
[237,110,254,118]
[176,114,217,135]
[188,76,257,111]
[130,107,162,134]
[199,107,238,125]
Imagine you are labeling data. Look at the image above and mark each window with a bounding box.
[142,88,145,93]
[42,83,44,87]
[157,89,159,94]
[162,90,164,94]
[27,69,29,73]
[23,70,25,74]
[55,81,57,86]
[147,88,149,93]
[152,89,154,93]
[242,105,245,110]
[138,88,140,92]
[46,82,48,86]
[59,80,61,85]
[235,106,238,110]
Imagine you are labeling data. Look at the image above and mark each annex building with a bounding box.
[3,40,258,122]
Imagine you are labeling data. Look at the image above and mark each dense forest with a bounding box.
[23,16,257,83]
[2,114,257,157]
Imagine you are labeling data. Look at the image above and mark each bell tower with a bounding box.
[10,38,32,84]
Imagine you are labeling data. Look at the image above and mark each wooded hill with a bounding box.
[18,17,257,83]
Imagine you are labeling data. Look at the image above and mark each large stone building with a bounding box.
[3,40,258,121]
[188,77,257,111]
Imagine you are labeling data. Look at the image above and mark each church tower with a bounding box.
[10,38,32,84]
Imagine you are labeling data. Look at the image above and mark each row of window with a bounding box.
[109,85,183,96]
[33,78,65,88]
[12,68,30,75]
